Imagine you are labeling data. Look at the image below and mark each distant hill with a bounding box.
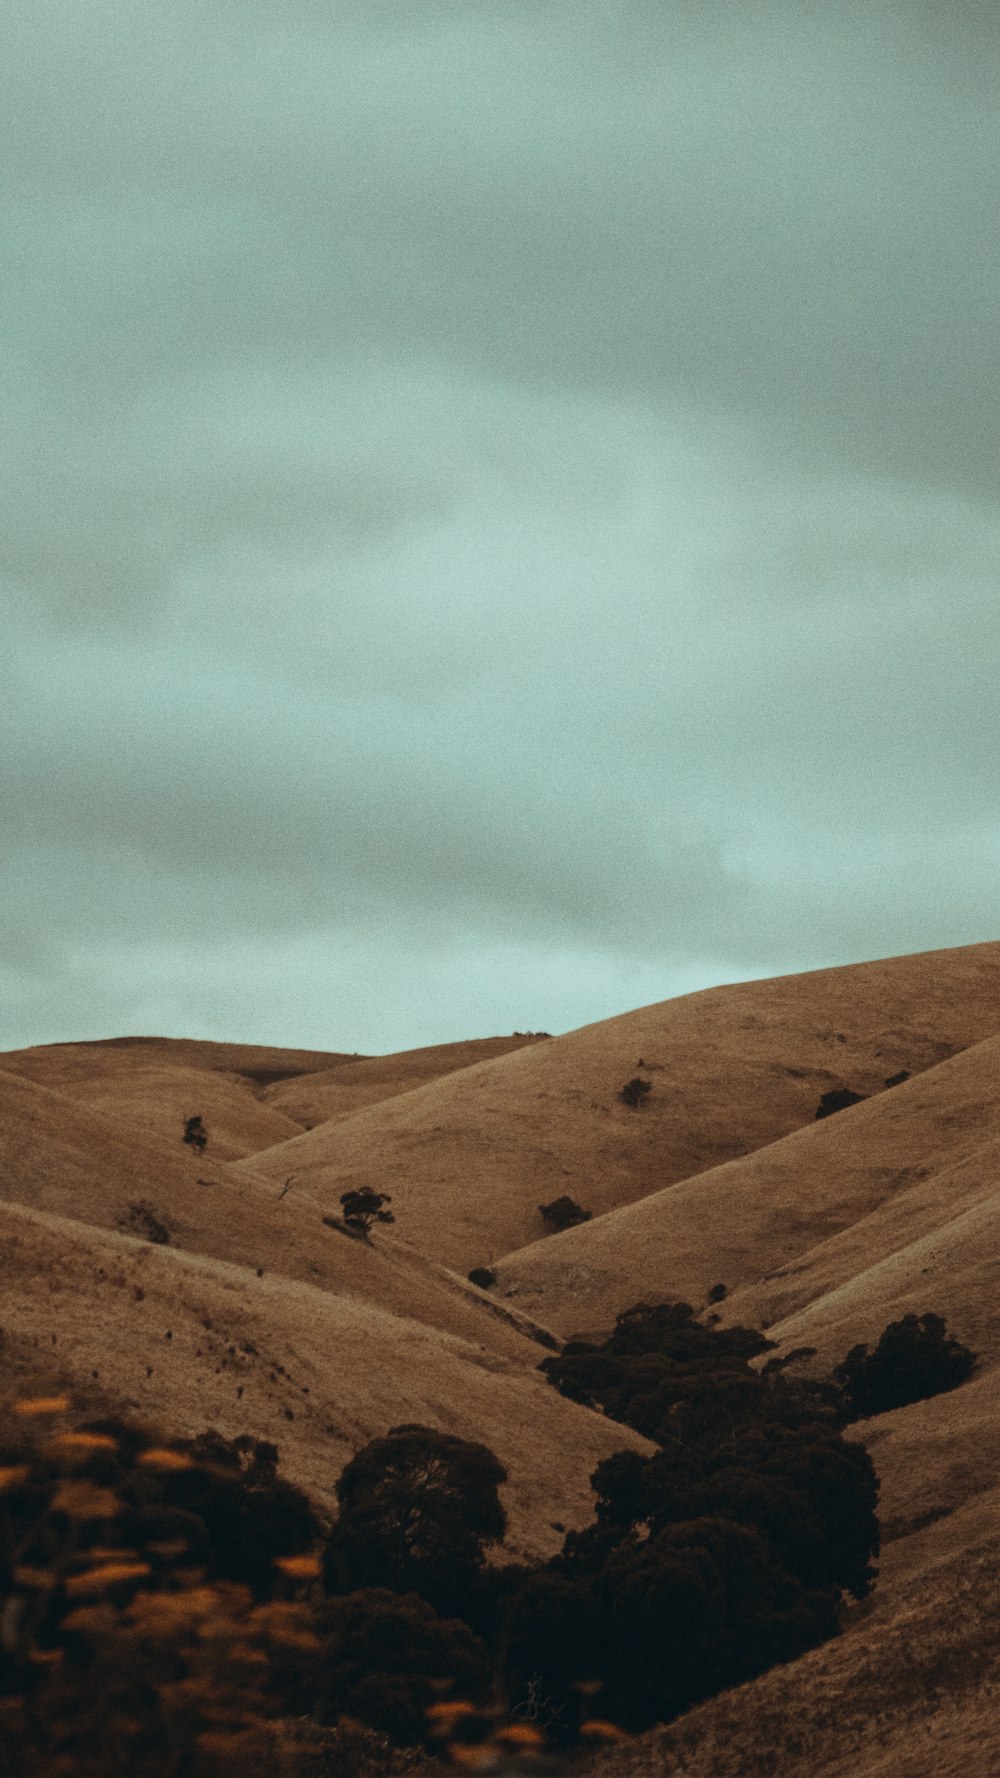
[223,941,1000,1272]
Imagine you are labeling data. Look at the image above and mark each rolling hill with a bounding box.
[4,939,1000,1775]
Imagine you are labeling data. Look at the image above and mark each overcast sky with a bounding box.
[4,0,999,1054]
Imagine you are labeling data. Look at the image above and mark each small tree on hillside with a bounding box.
[339,1189,394,1236]
[620,1077,652,1109]
[183,1115,207,1152]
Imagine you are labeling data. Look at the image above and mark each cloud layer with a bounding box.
[4,1,999,1050]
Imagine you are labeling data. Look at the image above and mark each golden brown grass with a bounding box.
[223,942,1000,1273]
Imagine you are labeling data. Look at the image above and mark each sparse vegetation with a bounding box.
[539,1197,592,1234]
[833,1312,976,1422]
[340,1189,395,1236]
[117,1200,171,1245]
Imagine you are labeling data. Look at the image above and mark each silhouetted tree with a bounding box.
[339,1188,395,1236]
[833,1312,976,1422]
[323,1425,507,1623]
[468,1267,497,1290]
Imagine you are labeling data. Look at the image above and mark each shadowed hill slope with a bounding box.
[491,1031,1000,1334]
[0,1199,650,1563]
[224,943,1000,1273]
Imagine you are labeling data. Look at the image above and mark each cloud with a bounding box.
[3,2,999,1049]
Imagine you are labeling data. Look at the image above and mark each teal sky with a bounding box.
[3,1,999,1053]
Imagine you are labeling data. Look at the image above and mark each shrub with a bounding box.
[538,1197,592,1234]
[707,1283,728,1304]
[0,1394,321,1774]
[183,1115,207,1151]
[619,1078,651,1109]
[467,1268,497,1290]
[833,1312,976,1421]
[117,1201,171,1245]
[814,1088,865,1119]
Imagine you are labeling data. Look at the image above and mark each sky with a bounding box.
[4,0,999,1055]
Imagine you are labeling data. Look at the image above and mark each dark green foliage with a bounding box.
[815,1087,865,1118]
[533,1297,880,1729]
[619,1077,652,1108]
[833,1312,976,1422]
[312,1590,491,1744]
[540,1300,772,1438]
[323,1425,507,1623]
[538,1197,592,1233]
[339,1188,394,1235]
[707,1282,728,1303]
[468,1267,497,1289]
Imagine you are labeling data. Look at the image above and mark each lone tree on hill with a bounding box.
[339,1188,394,1236]
[183,1114,207,1152]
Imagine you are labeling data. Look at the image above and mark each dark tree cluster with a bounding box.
[833,1312,976,1421]
[524,1301,880,1728]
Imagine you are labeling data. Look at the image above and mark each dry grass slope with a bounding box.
[0,1199,650,1562]
[492,1030,1000,1336]
[224,943,1000,1273]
